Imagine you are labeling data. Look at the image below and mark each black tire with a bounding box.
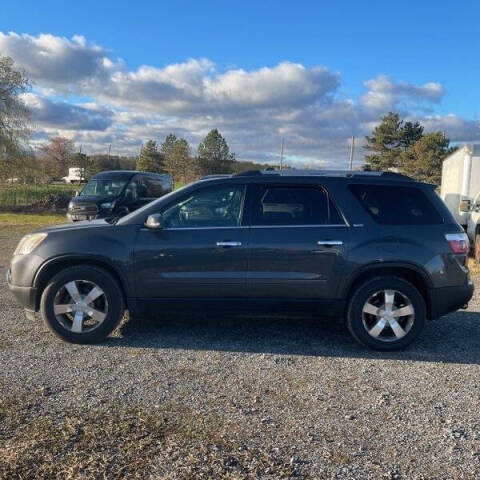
[346,276,426,351]
[40,265,124,344]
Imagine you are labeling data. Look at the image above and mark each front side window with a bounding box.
[349,184,443,225]
[162,184,245,228]
[81,179,128,197]
[145,177,169,198]
[251,186,344,226]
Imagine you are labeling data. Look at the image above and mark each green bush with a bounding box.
[0,185,78,211]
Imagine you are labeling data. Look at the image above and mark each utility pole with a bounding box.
[349,136,355,170]
[280,138,285,170]
[108,143,112,160]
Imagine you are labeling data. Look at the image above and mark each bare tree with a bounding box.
[38,137,75,182]
[0,56,31,181]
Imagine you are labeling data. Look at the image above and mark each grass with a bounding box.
[0,213,65,241]
[0,213,65,227]
[0,385,302,479]
[467,257,480,276]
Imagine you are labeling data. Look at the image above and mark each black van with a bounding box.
[67,170,173,222]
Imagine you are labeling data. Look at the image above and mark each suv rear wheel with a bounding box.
[347,276,426,351]
[40,265,124,344]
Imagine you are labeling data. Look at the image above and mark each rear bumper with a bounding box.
[7,269,37,311]
[429,281,474,319]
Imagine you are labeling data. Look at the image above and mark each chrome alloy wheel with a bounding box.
[53,280,108,333]
[362,289,415,342]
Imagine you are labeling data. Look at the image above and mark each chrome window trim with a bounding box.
[140,224,349,232]
[250,224,348,229]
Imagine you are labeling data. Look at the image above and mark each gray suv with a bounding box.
[7,170,473,350]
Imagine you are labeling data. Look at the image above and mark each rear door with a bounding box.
[246,183,350,300]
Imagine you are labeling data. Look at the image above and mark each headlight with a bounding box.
[14,233,48,255]
[100,201,115,210]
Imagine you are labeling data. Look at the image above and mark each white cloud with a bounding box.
[361,75,445,111]
[21,93,113,131]
[2,31,478,166]
[0,32,114,91]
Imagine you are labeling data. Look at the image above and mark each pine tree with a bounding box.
[136,140,165,173]
[197,129,235,175]
[364,112,403,171]
[400,132,450,184]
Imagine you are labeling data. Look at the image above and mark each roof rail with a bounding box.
[233,169,414,180]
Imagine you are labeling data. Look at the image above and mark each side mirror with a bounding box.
[459,200,471,213]
[145,213,165,230]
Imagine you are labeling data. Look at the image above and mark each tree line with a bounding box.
[136,128,239,185]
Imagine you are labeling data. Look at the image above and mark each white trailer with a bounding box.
[62,167,84,184]
[440,144,480,227]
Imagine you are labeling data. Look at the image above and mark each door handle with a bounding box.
[317,240,343,246]
[216,241,242,247]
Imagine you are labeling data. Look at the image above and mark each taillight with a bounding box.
[445,233,470,254]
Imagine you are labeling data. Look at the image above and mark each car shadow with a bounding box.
[103,309,480,365]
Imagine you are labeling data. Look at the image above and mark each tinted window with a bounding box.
[145,177,169,198]
[251,186,344,226]
[162,185,245,228]
[81,179,128,197]
[349,184,443,225]
[123,178,146,202]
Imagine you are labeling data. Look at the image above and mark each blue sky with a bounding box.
[2,0,480,166]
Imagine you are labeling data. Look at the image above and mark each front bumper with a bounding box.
[67,212,99,222]
[7,269,37,311]
[429,281,474,319]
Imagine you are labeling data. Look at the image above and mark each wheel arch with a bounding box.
[33,255,130,311]
[343,263,433,319]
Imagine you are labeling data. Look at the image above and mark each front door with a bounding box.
[134,183,249,299]
[246,183,350,300]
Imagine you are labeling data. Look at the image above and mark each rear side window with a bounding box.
[349,184,443,225]
[251,186,345,226]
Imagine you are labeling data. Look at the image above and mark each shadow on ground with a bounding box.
[104,310,480,365]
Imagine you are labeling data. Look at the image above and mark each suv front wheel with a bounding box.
[40,265,125,344]
[347,276,426,351]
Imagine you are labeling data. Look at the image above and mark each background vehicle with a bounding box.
[62,167,85,184]
[67,170,172,221]
[8,170,473,351]
[440,144,480,228]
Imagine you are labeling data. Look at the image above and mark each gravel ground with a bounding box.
[1,230,480,478]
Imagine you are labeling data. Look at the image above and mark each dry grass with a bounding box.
[467,257,480,277]
[0,385,303,479]
[0,212,64,228]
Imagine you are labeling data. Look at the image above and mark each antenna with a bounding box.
[280,138,285,170]
[349,136,355,170]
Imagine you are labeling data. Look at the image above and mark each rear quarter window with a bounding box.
[349,184,443,225]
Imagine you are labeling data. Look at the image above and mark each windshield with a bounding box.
[81,179,128,197]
